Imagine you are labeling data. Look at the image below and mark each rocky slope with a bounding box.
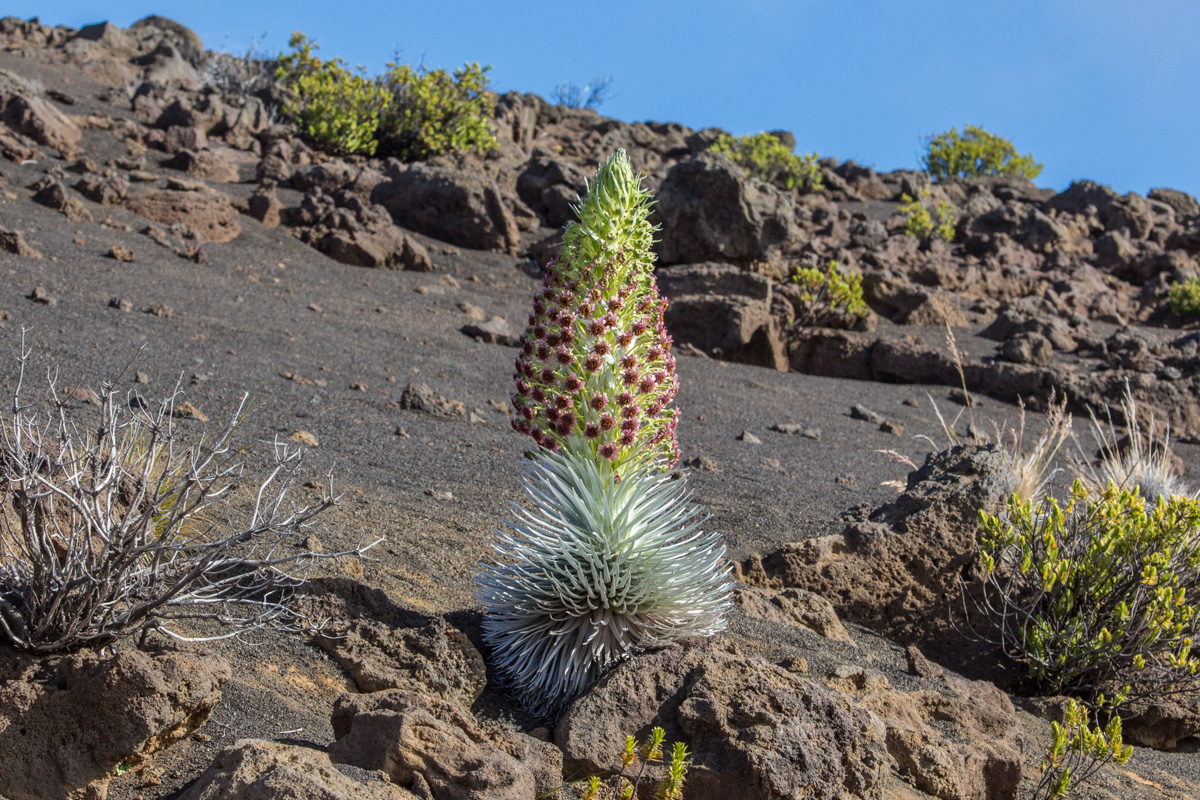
[0,14,1198,800]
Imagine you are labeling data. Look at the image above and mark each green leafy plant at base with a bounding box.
[275,32,387,156]
[900,191,957,243]
[275,32,497,160]
[378,60,497,161]
[709,132,823,193]
[1033,699,1132,800]
[975,482,1200,709]
[923,125,1043,181]
[1167,276,1200,319]
[790,259,868,328]
[559,727,689,800]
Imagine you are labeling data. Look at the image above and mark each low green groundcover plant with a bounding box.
[275,32,497,160]
[790,259,868,328]
[709,132,823,193]
[976,481,1200,709]
[924,125,1043,181]
[1167,276,1200,319]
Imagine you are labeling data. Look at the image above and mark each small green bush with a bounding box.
[1167,276,1200,318]
[573,727,690,800]
[900,191,957,243]
[1034,698,1132,800]
[275,32,498,161]
[923,125,1043,181]
[977,481,1200,708]
[790,260,868,328]
[709,132,823,193]
[378,61,498,161]
[275,32,386,156]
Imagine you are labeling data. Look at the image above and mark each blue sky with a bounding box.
[25,1,1200,198]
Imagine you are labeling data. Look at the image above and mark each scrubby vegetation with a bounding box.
[1034,698,1132,800]
[574,727,690,800]
[1167,275,1200,319]
[900,190,957,243]
[923,124,1043,181]
[709,132,823,193]
[377,59,497,161]
[276,32,497,160]
[554,75,615,110]
[0,344,375,652]
[976,482,1200,709]
[790,259,868,328]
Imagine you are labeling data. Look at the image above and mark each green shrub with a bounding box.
[900,191,957,243]
[709,132,823,193]
[573,726,690,800]
[1034,698,1132,800]
[378,61,498,161]
[977,481,1200,708]
[790,260,868,327]
[1167,276,1200,318]
[275,32,498,161]
[275,32,387,156]
[923,125,1043,181]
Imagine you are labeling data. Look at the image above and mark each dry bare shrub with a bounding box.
[0,344,377,652]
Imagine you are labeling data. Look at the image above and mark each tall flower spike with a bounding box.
[481,149,732,713]
[509,149,680,478]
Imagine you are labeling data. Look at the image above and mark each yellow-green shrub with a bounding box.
[378,61,497,161]
[1034,698,1132,800]
[900,191,957,243]
[791,260,868,328]
[709,132,823,193]
[1167,276,1200,318]
[275,32,497,161]
[924,125,1042,181]
[275,32,386,156]
[977,482,1200,708]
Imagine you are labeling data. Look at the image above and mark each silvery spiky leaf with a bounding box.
[477,448,732,712]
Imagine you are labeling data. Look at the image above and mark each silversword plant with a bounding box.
[478,150,731,712]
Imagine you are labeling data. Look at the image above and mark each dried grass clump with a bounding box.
[1076,380,1193,503]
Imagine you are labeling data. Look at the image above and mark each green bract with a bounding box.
[977,481,1200,707]
[709,132,823,193]
[924,125,1043,181]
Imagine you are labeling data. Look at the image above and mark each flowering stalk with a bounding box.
[511,149,680,479]
[480,150,731,712]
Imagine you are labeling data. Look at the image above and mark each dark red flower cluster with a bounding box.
[510,249,679,474]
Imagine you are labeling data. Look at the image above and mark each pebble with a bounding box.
[879,420,904,435]
[29,286,55,305]
[769,423,821,439]
[109,297,133,312]
[738,430,762,444]
[145,304,173,318]
[849,404,885,424]
[684,454,720,471]
[290,430,319,447]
